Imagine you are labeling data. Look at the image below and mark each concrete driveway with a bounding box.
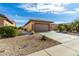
[28,31,79,56]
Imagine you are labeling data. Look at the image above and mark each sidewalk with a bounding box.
[27,31,79,56]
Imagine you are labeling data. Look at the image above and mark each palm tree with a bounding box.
[70,20,79,32]
[57,24,63,32]
[74,20,79,32]
[57,19,79,33]
[57,24,69,32]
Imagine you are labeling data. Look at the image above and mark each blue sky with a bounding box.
[0,3,79,27]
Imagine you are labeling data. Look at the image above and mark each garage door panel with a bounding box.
[35,24,49,32]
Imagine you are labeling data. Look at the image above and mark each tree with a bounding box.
[0,26,18,38]
[70,20,79,32]
[57,24,69,32]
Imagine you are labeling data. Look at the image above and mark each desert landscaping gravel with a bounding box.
[0,34,61,56]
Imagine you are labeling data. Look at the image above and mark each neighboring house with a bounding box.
[0,14,16,27]
[51,23,58,30]
[22,19,53,32]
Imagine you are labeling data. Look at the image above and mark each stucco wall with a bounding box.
[23,22,34,32]
[23,21,52,32]
[4,20,15,26]
[0,17,4,27]
[0,17,15,27]
[51,24,58,30]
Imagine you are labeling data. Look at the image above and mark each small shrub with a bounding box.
[24,29,27,31]
[18,27,22,29]
[30,30,36,35]
[0,26,18,38]
[40,35,47,41]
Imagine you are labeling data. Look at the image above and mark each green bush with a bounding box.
[30,30,36,35]
[56,19,79,33]
[24,29,27,31]
[40,35,47,41]
[0,26,18,38]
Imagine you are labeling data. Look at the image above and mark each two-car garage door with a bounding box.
[34,23,49,32]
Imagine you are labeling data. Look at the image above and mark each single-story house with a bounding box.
[22,19,53,32]
[51,23,58,30]
[0,14,16,27]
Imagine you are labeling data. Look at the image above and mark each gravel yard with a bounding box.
[0,34,61,56]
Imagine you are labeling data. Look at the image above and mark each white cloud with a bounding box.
[3,0,79,3]
[19,4,38,12]
[55,20,72,24]
[15,20,26,22]
[76,8,79,12]
[18,1,79,14]
[55,21,70,24]
[69,8,79,14]
[63,11,76,14]
[19,3,66,13]
[63,8,79,14]
[50,0,79,5]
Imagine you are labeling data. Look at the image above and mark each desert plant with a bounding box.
[0,26,18,38]
[40,35,47,41]
[30,30,36,35]
[70,20,79,32]
[18,27,21,29]
[57,24,68,32]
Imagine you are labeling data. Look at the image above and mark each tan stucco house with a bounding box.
[0,15,16,27]
[23,19,53,32]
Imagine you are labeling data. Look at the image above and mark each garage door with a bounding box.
[34,23,49,32]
